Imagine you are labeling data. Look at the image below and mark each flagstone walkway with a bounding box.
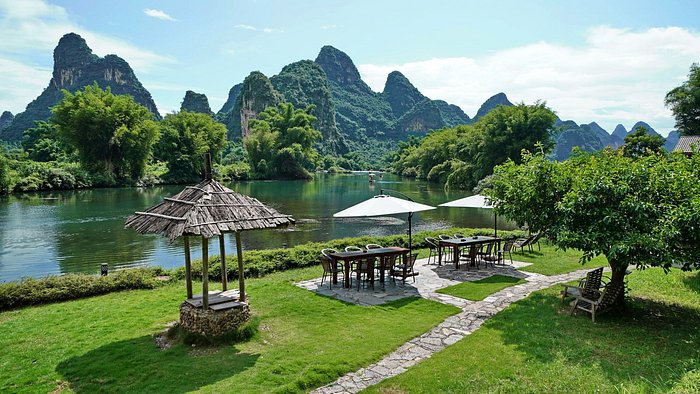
[302,258,594,394]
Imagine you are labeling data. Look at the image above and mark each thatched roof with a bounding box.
[124,179,294,241]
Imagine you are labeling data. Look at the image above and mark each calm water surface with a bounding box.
[0,173,514,282]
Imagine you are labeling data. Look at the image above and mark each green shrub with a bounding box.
[175,228,527,281]
[0,267,170,311]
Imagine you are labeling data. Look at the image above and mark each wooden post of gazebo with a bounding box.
[235,232,246,301]
[219,235,228,291]
[184,236,193,299]
[202,237,209,309]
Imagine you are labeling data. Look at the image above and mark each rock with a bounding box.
[227,71,282,139]
[473,92,514,120]
[2,33,159,142]
[179,300,251,337]
[180,90,213,115]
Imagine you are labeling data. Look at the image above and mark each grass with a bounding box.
[0,266,458,393]
[436,275,527,301]
[364,267,700,393]
[510,242,609,275]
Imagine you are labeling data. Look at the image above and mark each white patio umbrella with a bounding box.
[439,194,499,236]
[333,192,436,250]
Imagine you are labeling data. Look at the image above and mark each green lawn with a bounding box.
[436,275,527,301]
[511,242,609,275]
[0,266,458,393]
[364,267,700,393]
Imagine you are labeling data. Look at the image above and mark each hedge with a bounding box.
[0,228,526,310]
[174,227,527,281]
[0,267,171,311]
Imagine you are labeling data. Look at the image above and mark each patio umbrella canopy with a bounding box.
[439,194,498,236]
[333,193,435,250]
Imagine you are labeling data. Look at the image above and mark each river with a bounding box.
[0,173,513,282]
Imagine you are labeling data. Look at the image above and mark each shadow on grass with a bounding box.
[56,335,259,393]
[683,271,700,294]
[487,292,700,389]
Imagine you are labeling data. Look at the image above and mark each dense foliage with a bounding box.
[621,126,666,158]
[155,111,227,183]
[391,102,557,190]
[0,267,169,311]
[665,63,700,136]
[244,102,322,179]
[485,148,700,306]
[52,83,160,184]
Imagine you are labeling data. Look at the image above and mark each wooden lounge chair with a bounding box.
[391,253,419,284]
[569,281,623,322]
[514,234,538,252]
[561,267,606,301]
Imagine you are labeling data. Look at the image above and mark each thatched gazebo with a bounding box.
[124,154,294,336]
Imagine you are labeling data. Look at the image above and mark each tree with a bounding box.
[486,148,700,307]
[389,102,557,190]
[51,83,160,183]
[0,149,9,194]
[665,63,700,136]
[22,121,72,162]
[244,102,321,179]
[155,111,227,183]
[621,126,666,158]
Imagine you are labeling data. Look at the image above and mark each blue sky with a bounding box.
[1,0,699,135]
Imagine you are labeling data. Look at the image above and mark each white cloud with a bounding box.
[143,8,177,22]
[0,0,176,114]
[358,26,700,135]
[321,24,337,30]
[234,24,281,33]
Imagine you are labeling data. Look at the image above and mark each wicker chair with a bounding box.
[321,248,343,276]
[319,255,335,289]
[479,242,498,267]
[346,246,374,290]
[425,237,439,265]
[391,253,419,284]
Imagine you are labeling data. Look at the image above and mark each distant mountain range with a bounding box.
[0,32,678,161]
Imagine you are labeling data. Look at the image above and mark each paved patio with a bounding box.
[296,257,535,308]
[298,256,598,394]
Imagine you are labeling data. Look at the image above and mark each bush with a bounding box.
[0,267,171,311]
[174,228,527,281]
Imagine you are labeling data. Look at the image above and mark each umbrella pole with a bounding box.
[235,231,246,302]
[494,213,498,237]
[408,212,413,251]
[184,236,192,299]
[219,234,228,291]
[202,237,209,309]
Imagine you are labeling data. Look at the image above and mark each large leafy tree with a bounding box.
[390,102,557,190]
[22,121,72,162]
[51,83,159,183]
[155,111,227,183]
[621,126,665,158]
[665,63,700,136]
[244,102,321,179]
[486,148,700,307]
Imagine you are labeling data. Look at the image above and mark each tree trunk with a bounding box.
[608,262,628,308]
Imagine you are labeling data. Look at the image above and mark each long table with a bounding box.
[328,247,410,288]
[438,236,501,269]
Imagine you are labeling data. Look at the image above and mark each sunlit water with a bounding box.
[0,173,513,282]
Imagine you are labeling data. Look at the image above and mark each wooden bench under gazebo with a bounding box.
[124,154,294,337]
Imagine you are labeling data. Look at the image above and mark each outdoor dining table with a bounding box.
[438,236,501,269]
[327,247,410,288]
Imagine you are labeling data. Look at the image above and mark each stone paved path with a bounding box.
[307,261,593,394]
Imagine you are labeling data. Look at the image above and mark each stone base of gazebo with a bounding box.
[179,296,250,337]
